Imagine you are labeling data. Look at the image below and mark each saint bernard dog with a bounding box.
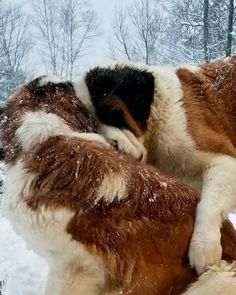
[2,76,236,295]
[74,56,236,275]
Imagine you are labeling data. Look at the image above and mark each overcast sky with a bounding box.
[82,0,131,69]
[8,0,132,77]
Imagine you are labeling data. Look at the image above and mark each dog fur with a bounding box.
[75,58,236,274]
[2,76,236,294]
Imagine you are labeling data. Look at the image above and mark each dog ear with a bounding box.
[96,94,144,137]
[86,65,155,135]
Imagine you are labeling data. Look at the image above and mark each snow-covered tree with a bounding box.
[108,0,166,64]
[163,0,234,63]
[0,1,31,101]
[0,65,27,101]
[32,0,98,79]
[208,0,229,60]
[109,0,235,65]
[161,0,204,63]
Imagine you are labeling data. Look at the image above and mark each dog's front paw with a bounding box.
[189,229,222,275]
[100,124,147,162]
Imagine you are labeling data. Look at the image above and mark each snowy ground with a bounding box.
[0,163,236,295]
[0,162,48,295]
[0,218,48,295]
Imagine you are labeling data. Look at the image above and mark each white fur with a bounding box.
[4,109,118,294]
[96,173,128,204]
[123,129,147,162]
[81,64,203,180]
[78,62,236,275]
[143,65,235,274]
[189,155,236,274]
[177,64,200,73]
[2,159,106,295]
[183,261,236,295]
[223,57,231,63]
[117,64,236,274]
[16,111,107,152]
[100,123,147,163]
[78,63,203,183]
[39,75,63,86]
[146,65,202,180]
[74,73,148,163]
[73,75,95,115]
[45,259,105,295]
[16,111,71,152]
[75,132,109,147]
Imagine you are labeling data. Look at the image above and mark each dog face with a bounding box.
[84,65,155,138]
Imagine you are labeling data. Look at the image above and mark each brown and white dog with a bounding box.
[74,57,236,275]
[2,76,236,295]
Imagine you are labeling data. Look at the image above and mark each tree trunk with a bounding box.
[203,0,210,63]
[226,0,234,57]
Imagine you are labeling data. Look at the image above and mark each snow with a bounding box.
[0,218,48,295]
[0,161,48,295]
[229,213,236,226]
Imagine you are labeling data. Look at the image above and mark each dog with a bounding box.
[2,76,236,295]
[75,57,236,274]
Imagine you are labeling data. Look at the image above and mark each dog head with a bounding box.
[74,64,155,162]
[1,75,99,163]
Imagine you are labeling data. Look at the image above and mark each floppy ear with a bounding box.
[85,65,155,135]
[97,94,144,137]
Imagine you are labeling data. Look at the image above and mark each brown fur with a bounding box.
[90,58,236,159]
[176,57,236,157]
[24,135,236,295]
[1,80,98,163]
[2,78,236,295]
[101,95,144,136]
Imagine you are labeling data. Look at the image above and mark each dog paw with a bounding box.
[100,124,147,162]
[207,260,236,273]
[122,129,147,162]
[189,229,222,275]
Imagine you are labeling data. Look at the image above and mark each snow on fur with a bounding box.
[0,159,236,294]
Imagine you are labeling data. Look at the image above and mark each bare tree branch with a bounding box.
[32,0,98,79]
[109,0,165,65]
[0,1,31,100]
[0,3,31,72]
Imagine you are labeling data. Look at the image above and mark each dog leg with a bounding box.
[189,155,236,274]
[45,267,62,295]
[182,261,236,295]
